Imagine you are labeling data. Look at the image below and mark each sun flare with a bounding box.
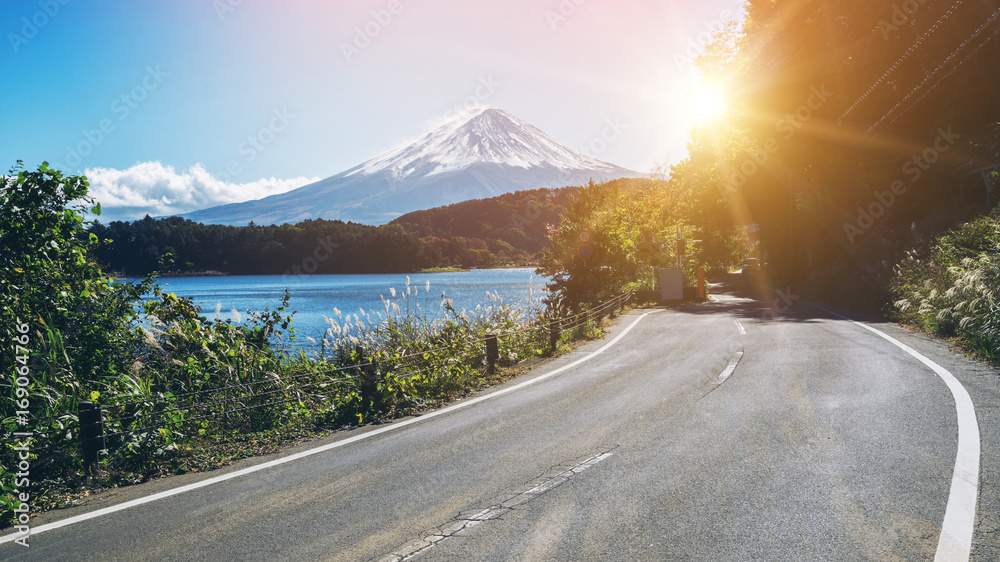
[685,76,728,125]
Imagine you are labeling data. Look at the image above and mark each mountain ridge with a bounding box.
[180,107,640,226]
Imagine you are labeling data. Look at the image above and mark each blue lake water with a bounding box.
[131,268,549,349]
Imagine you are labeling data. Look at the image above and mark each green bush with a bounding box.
[1,163,158,522]
[890,211,1000,362]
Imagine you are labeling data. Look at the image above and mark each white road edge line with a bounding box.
[0,310,659,545]
[812,304,980,561]
[735,320,746,335]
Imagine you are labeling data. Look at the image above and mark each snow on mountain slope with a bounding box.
[181,107,640,225]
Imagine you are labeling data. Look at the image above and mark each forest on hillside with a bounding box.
[389,186,579,255]
[87,187,576,276]
[1,164,614,523]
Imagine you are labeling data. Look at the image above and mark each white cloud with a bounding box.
[82,161,319,222]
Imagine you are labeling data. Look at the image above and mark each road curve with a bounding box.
[3,278,999,560]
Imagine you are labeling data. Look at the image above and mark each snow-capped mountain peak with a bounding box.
[345,106,620,178]
[181,107,639,225]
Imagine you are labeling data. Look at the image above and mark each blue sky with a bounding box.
[2,0,743,221]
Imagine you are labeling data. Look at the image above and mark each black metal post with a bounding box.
[78,401,105,469]
[550,324,560,352]
[485,334,498,375]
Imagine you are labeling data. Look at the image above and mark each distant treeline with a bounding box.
[88,187,578,276]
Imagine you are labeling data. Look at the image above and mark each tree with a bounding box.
[539,179,662,307]
[1,162,150,416]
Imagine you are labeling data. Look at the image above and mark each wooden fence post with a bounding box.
[356,345,379,407]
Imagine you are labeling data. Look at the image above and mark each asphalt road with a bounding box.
[4,277,1000,561]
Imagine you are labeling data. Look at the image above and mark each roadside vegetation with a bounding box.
[537,176,743,308]
[0,163,617,526]
[890,210,1000,364]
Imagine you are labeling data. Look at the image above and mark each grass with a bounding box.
[889,210,1000,365]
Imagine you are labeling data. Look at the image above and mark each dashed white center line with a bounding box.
[379,449,616,561]
[715,350,744,385]
[735,320,746,335]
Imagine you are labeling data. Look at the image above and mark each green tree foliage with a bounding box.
[1,162,148,408]
[536,178,733,307]
[90,217,437,275]
[1,162,154,523]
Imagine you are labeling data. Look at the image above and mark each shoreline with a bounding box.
[110,264,540,280]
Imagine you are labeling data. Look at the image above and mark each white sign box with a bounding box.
[660,268,683,301]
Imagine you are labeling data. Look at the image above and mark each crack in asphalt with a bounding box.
[374,445,619,561]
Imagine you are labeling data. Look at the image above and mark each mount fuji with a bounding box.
[180,107,640,225]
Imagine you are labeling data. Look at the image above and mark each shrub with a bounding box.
[891,211,1000,362]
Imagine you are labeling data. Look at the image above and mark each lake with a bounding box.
[132,268,549,349]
